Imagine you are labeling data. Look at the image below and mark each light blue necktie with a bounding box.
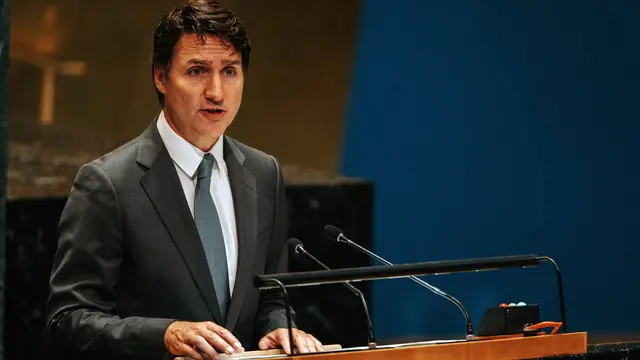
[194,153,230,320]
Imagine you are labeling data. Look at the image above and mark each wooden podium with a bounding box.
[243,254,579,359]
[222,332,587,360]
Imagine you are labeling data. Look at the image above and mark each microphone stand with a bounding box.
[259,278,295,354]
[336,233,475,340]
[295,245,377,349]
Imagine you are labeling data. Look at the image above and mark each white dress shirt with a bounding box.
[157,111,238,294]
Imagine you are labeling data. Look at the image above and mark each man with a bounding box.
[44,1,322,359]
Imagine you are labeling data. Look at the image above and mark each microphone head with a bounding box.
[286,238,305,254]
[324,225,344,242]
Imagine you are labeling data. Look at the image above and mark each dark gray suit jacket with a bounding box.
[45,120,294,359]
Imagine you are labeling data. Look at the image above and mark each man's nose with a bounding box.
[204,74,223,103]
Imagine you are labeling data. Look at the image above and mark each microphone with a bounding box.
[324,225,475,340]
[286,238,377,348]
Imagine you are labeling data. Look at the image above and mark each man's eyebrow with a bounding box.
[186,58,211,66]
[185,58,241,66]
[221,59,242,66]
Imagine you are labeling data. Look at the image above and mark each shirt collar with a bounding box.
[156,110,224,178]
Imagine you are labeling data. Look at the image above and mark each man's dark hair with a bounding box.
[151,0,251,105]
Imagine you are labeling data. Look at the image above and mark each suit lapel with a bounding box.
[223,138,257,331]
[137,122,224,324]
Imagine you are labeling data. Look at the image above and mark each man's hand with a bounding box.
[164,321,244,360]
[258,328,323,354]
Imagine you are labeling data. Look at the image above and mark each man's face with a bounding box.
[154,34,244,151]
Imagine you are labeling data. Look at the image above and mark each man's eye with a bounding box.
[223,68,237,77]
[188,68,204,76]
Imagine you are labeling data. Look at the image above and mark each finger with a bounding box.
[304,335,317,353]
[203,331,237,356]
[206,323,243,351]
[179,342,206,360]
[312,336,324,352]
[188,334,218,360]
[294,332,310,354]
[276,331,293,354]
[258,335,276,350]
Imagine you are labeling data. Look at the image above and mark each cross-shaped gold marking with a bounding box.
[10,5,88,126]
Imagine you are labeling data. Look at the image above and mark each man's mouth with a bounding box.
[200,108,226,118]
[202,109,225,114]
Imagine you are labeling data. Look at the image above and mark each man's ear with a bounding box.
[153,66,167,95]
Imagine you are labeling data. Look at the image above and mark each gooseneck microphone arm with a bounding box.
[325,226,475,340]
[538,256,567,332]
[288,239,377,348]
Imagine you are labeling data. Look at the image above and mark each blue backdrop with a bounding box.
[341,0,640,339]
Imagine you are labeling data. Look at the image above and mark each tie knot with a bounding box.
[197,154,215,179]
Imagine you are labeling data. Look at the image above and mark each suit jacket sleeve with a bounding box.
[255,156,297,337]
[45,162,175,360]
